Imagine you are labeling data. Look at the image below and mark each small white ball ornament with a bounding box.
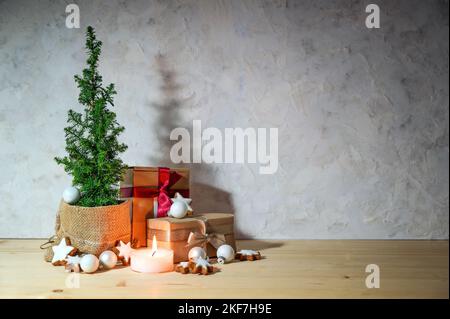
[168,201,188,219]
[63,186,80,204]
[80,254,99,273]
[216,244,235,264]
[188,246,207,261]
[99,250,118,269]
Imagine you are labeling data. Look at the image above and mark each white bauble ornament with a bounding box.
[99,250,117,269]
[63,186,80,204]
[168,201,188,219]
[216,244,235,264]
[171,192,193,213]
[188,246,207,261]
[80,254,99,273]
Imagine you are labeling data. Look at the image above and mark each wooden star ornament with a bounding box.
[190,257,214,275]
[174,257,214,275]
[175,261,190,274]
[65,255,82,273]
[51,238,77,266]
[235,249,262,261]
[66,255,81,264]
[115,241,133,265]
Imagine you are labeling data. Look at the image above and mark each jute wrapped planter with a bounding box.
[55,200,131,256]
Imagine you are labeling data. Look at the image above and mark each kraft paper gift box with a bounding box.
[147,213,236,263]
[119,166,190,248]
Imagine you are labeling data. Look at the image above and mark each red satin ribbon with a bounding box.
[132,167,188,218]
[156,167,174,218]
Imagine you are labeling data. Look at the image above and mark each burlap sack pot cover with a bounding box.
[55,199,131,256]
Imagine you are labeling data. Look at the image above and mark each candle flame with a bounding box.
[151,235,157,256]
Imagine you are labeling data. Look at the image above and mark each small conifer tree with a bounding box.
[55,26,127,207]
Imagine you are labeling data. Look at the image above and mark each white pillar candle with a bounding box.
[130,235,174,273]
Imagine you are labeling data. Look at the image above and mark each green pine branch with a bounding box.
[55,26,128,207]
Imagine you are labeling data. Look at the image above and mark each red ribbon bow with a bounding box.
[132,167,187,218]
[156,167,180,218]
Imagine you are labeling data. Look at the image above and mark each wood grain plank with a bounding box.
[0,239,447,299]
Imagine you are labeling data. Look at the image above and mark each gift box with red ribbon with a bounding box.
[120,167,190,247]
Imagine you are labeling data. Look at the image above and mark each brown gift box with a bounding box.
[119,166,190,248]
[147,213,236,263]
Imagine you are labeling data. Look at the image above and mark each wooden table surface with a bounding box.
[0,239,448,299]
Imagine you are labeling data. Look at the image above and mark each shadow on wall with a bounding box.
[149,54,250,236]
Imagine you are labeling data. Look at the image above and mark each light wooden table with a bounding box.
[0,239,447,299]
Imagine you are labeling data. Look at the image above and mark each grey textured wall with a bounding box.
[0,0,448,239]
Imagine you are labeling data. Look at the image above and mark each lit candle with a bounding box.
[130,235,174,273]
